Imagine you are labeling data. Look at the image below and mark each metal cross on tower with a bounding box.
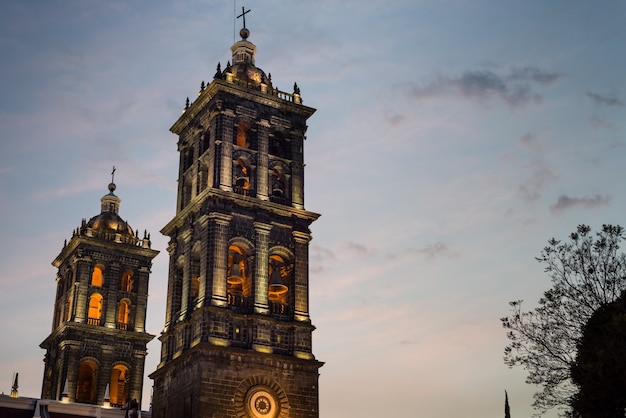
[237,6,251,29]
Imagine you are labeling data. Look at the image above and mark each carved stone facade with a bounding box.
[150,26,322,418]
[40,183,158,408]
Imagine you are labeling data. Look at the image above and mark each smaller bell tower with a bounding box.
[40,178,158,407]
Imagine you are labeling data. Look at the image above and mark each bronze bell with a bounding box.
[268,265,288,294]
[228,261,244,285]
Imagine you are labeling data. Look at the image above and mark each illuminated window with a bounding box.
[76,360,98,403]
[227,245,248,306]
[87,293,103,325]
[110,365,129,407]
[191,276,200,301]
[117,300,130,329]
[268,255,289,304]
[235,121,250,148]
[121,270,133,292]
[91,265,104,287]
[234,158,251,195]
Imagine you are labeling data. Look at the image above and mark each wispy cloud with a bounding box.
[550,194,610,212]
[586,91,624,107]
[405,66,564,108]
[590,115,614,130]
[345,241,378,257]
[518,160,557,202]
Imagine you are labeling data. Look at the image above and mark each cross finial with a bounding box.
[111,166,116,183]
[237,6,251,29]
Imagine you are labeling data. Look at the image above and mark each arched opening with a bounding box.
[121,270,133,292]
[64,294,72,322]
[234,157,251,195]
[270,167,287,204]
[91,265,104,287]
[268,255,289,306]
[109,364,129,407]
[117,300,130,330]
[76,360,98,403]
[228,245,248,308]
[87,293,103,325]
[190,242,201,307]
[236,121,251,148]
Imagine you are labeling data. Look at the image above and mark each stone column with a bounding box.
[106,262,121,328]
[134,266,150,332]
[178,228,192,321]
[256,120,270,200]
[209,213,232,307]
[254,222,272,314]
[293,231,311,322]
[218,111,235,192]
[291,132,305,209]
[197,214,210,306]
[163,241,178,332]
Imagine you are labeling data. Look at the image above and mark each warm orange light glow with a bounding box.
[117,300,130,328]
[109,365,128,407]
[91,265,104,287]
[88,293,103,322]
[121,270,133,292]
[236,121,250,148]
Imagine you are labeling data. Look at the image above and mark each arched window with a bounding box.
[117,300,130,330]
[268,254,289,304]
[109,365,129,407]
[76,360,98,403]
[91,265,104,287]
[121,270,133,292]
[87,293,103,325]
[234,157,251,196]
[227,245,248,307]
[64,294,72,322]
[235,121,250,148]
[271,168,285,196]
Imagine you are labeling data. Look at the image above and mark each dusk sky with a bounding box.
[1,1,625,417]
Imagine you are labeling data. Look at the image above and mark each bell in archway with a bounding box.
[268,265,288,295]
[228,260,244,285]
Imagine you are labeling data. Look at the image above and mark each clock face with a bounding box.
[245,386,279,418]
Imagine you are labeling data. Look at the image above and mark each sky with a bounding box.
[0,1,625,417]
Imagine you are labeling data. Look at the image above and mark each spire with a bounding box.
[231,6,256,66]
[10,372,18,398]
[101,167,121,214]
[504,390,511,418]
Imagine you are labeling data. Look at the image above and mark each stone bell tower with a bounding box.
[150,14,322,418]
[40,178,158,407]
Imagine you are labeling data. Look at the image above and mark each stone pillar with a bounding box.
[218,112,235,192]
[178,228,193,321]
[293,231,311,322]
[291,133,305,209]
[254,222,272,314]
[197,214,210,306]
[210,213,232,307]
[163,242,178,331]
[256,120,270,200]
[74,261,90,323]
[106,262,121,328]
[134,266,150,332]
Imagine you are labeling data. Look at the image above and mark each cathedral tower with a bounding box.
[40,180,158,407]
[150,17,322,418]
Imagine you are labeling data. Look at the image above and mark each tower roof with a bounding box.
[85,181,135,239]
[226,25,271,88]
